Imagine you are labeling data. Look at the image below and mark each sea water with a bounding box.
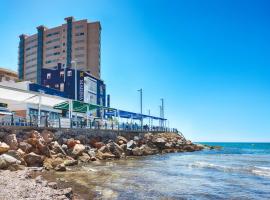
[50,143,270,199]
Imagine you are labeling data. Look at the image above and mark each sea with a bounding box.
[45,143,270,200]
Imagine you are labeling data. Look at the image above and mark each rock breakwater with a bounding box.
[0,127,205,171]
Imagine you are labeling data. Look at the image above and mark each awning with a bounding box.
[105,109,166,120]
[0,84,66,107]
[53,100,104,113]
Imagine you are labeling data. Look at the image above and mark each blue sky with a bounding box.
[0,0,270,142]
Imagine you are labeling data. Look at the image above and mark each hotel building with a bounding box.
[18,17,101,83]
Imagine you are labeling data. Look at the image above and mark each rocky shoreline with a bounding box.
[0,127,212,199]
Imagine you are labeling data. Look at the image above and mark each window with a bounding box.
[46,38,60,44]
[55,84,59,88]
[46,32,60,37]
[63,43,65,46]
[75,54,84,58]
[47,73,51,79]
[75,25,84,29]
[60,71,64,78]
[67,71,72,76]
[75,32,84,36]
[60,83,64,92]
[75,39,84,44]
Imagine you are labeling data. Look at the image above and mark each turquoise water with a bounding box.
[53,143,270,199]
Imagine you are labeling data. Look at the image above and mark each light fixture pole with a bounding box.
[137,88,143,131]
[160,98,164,129]
[71,60,78,128]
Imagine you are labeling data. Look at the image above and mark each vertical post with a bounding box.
[69,99,73,128]
[38,94,41,127]
[148,109,151,131]
[138,89,143,131]
[72,60,78,128]
[160,98,164,129]
[86,105,89,128]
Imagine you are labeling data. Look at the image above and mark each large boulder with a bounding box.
[24,152,45,167]
[0,142,10,154]
[127,140,137,149]
[6,150,25,165]
[116,136,128,145]
[153,137,166,149]
[78,153,90,163]
[41,130,54,144]
[106,141,124,158]
[92,142,105,149]
[4,134,18,150]
[50,141,66,155]
[132,147,143,156]
[140,145,159,155]
[71,144,85,158]
[66,139,80,149]
[18,142,32,153]
[55,163,66,171]
[0,154,21,169]
[96,150,115,160]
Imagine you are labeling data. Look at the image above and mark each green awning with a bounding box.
[53,100,103,113]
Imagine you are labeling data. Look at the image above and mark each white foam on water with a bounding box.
[251,166,270,177]
[188,161,234,172]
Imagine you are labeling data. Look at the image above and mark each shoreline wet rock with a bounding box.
[0,128,215,171]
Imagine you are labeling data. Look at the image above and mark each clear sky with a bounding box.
[0,0,270,142]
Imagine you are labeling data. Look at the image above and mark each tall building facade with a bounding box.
[18,17,101,83]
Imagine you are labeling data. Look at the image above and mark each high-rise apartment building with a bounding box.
[18,17,101,83]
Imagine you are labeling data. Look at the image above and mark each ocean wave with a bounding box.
[188,161,235,172]
[189,162,270,178]
[251,166,270,177]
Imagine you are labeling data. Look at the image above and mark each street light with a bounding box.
[137,88,143,131]
[160,98,164,129]
[71,60,78,128]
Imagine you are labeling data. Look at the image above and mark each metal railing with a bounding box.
[0,115,178,133]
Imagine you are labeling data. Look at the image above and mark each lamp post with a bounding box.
[160,98,164,129]
[71,60,78,128]
[137,88,143,131]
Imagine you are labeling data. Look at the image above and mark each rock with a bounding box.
[134,136,140,141]
[50,141,66,155]
[41,130,54,143]
[71,144,85,158]
[48,182,58,189]
[24,152,44,167]
[140,145,159,155]
[61,144,68,151]
[93,142,105,149]
[63,159,78,166]
[106,142,124,158]
[66,139,80,149]
[183,145,196,152]
[43,157,64,170]
[132,147,143,156]
[78,153,90,162]
[153,138,166,148]
[55,163,66,171]
[0,154,21,169]
[120,144,127,151]
[127,140,136,149]
[18,142,32,153]
[96,150,115,160]
[4,134,18,150]
[116,136,128,145]
[0,142,10,154]
[165,142,173,149]
[99,145,110,153]
[6,150,25,165]
[55,187,73,199]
